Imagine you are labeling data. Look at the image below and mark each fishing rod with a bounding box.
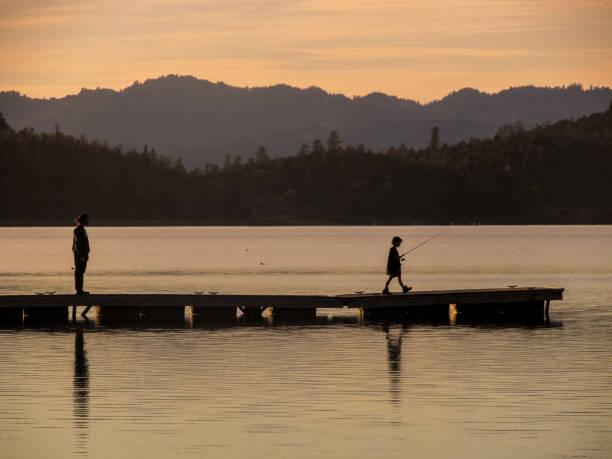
[399,231,448,259]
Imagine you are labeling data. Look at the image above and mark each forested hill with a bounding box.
[0,75,610,167]
[1,103,611,225]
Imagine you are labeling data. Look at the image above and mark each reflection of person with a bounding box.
[73,214,90,295]
[74,328,89,452]
[383,322,406,407]
[383,236,412,294]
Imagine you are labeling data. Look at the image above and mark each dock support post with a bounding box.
[268,307,316,322]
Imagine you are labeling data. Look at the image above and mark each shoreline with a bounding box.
[2,221,612,227]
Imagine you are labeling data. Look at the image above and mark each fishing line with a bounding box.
[400,231,448,258]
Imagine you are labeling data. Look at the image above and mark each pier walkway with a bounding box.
[0,287,563,322]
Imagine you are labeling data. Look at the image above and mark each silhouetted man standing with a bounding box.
[73,214,90,295]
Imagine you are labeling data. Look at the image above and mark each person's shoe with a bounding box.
[76,290,90,296]
[402,286,412,293]
[382,288,391,294]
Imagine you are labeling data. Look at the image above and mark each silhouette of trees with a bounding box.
[428,126,440,151]
[254,146,269,162]
[327,130,342,153]
[1,105,611,224]
[0,113,9,131]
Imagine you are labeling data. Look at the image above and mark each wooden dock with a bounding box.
[0,287,563,323]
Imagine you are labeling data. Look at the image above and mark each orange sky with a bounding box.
[1,0,611,102]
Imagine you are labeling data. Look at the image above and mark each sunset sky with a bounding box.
[1,0,611,102]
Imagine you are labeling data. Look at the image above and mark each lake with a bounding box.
[1,226,611,458]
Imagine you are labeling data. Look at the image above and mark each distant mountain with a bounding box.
[1,75,610,167]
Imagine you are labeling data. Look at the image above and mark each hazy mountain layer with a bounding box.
[1,75,610,167]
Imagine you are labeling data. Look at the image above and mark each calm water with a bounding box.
[1,226,611,458]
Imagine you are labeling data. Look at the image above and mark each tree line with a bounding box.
[1,103,611,225]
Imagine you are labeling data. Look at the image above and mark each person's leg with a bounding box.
[80,259,88,294]
[398,275,412,293]
[383,275,393,293]
[397,275,406,288]
[81,259,87,291]
[74,254,83,293]
[74,255,88,294]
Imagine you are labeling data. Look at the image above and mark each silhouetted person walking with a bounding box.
[73,214,90,295]
[383,236,412,294]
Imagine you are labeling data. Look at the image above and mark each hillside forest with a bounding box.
[1,103,611,225]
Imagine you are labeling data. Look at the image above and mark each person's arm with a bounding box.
[391,247,401,264]
[75,227,89,259]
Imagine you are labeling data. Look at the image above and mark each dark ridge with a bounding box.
[0,76,610,167]
[1,104,610,225]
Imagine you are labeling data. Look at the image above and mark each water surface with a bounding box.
[1,226,611,458]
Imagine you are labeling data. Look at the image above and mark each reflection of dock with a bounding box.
[0,287,563,323]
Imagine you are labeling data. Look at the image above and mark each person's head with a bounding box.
[76,214,89,226]
[392,236,402,247]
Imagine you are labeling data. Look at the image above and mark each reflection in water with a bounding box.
[451,312,562,329]
[383,322,408,407]
[19,311,564,458]
[74,328,89,454]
